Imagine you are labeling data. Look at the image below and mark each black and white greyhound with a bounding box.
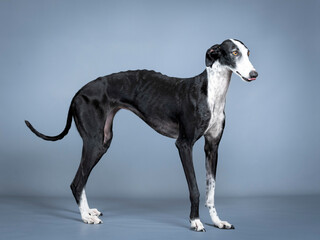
[25,39,258,232]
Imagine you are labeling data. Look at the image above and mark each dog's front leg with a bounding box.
[176,139,205,232]
[204,132,234,229]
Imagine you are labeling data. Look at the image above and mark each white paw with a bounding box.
[213,218,234,229]
[190,219,206,232]
[88,208,102,217]
[82,213,103,224]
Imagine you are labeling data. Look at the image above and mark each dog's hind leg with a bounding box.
[70,139,110,224]
[70,96,115,224]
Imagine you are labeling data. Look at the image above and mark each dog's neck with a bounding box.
[204,61,232,134]
[206,61,232,106]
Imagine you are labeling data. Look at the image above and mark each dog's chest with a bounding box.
[205,66,231,135]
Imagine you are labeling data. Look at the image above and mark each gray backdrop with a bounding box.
[1,0,319,199]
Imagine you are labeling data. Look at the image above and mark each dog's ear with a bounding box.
[205,44,221,67]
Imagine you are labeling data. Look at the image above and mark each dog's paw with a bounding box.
[82,213,103,224]
[88,208,103,217]
[213,219,234,229]
[190,219,206,232]
[82,214,103,224]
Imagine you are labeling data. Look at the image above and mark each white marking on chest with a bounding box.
[205,62,231,135]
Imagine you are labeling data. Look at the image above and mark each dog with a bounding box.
[25,39,258,232]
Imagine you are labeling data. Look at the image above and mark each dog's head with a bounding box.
[206,39,258,82]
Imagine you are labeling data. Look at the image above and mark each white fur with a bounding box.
[204,62,234,229]
[230,39,255,80]
[190,218,205,231]
[79,189,103,224]
[205,175,233,229]
[205,61,231,135]
[205,174,215,208]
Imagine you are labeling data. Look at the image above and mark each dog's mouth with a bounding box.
[236,71,256,82]
[244,77,256,82]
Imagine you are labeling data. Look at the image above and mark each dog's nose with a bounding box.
[249,70,258,79]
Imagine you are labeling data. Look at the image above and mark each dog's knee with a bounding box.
[103,110,117,146]
[103,131,113,146]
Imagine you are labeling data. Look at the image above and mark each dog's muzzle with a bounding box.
[237,70,259,82]
[249,70,258,81]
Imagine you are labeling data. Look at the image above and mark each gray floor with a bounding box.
[0,195,319,240]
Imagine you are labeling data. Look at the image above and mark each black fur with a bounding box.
[26,70,212,217]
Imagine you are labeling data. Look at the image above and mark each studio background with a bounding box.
[1,0,319,201]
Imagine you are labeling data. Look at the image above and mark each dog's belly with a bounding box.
[145,117,179,139]
[126,107,179,139]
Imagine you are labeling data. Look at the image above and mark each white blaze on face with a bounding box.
[230,39,256,80]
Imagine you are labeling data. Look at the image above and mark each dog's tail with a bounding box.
[25,102,73,141]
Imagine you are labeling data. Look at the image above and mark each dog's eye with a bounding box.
[248,51,250,57]
[232,51,238,56]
